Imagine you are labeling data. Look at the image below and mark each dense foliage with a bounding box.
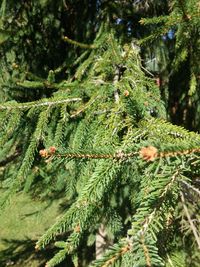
[0,1,200,266]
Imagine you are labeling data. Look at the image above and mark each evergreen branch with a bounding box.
[167,254,176,267]
[71,50,90,67]
[1,12,200,267]
[143,169,180,232]
[45,231,83,267]
[41,145,200,162]
[130,168,180,238]
[177,0,192,21]
[57,152,114,159]
[0,150,20,166]
[45,249,67,267]
[93,110,123,115]
[0,108,51,208]
[180,191,200,249]
[16,80,57,89]
[141,65,154,77]
[41,150,138,160]
[35,201,92,249]
[74,49,96,80]
[141,118,200,141]
[141,235,151,267]
[54,105,69,146]
[140,12,199,26]
[102,245,130,267]
[0,109,22,148]
[113,66,121,103]
[13,108,51,184]
[140,15,169,25]
[159,147,200,158]
[63,36,97,49]
[0,98,82,110]
[181,180,200,197]
[36,161,121,250]
[70,96,99,118]
[90,241,130,267]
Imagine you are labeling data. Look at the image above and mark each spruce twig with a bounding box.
[0,98,82,110]
[63,36,97,49]
[180,191,200,249]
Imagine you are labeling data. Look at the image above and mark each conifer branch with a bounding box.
[63,36,97,49]
[0,109,22,148]
[140,12,199,26]
[40,149,138,160]
[0,151,20,166]
[166,254,176,267]
[1,9,200,267]
[16,80,56,89]
[70,96,99,118]
[36,159,122,252]
[0,98,82,110]
[113,66,121,103]
[177,0,192,21]
[180,191,200,249]
[181,180,200,197]
[134,168,180,237]
[40,145,200,162]
[90,241,131,267]
[141,235,151,267]
[159,148,200,158]
[101,244,130,267]
[13,108,51,184]
[90,167,180,267]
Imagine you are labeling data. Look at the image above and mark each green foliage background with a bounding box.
[0,1,200,267]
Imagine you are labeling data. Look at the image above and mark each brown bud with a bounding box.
[156,77,161,87]
[124,90,129,97]
[39,149,49,158]
[74,224,81,233]
[49,146,56,154]
[185,14,191,20]
[12,62,19,69]
[140,146,158,161]
[35,244,40,251]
